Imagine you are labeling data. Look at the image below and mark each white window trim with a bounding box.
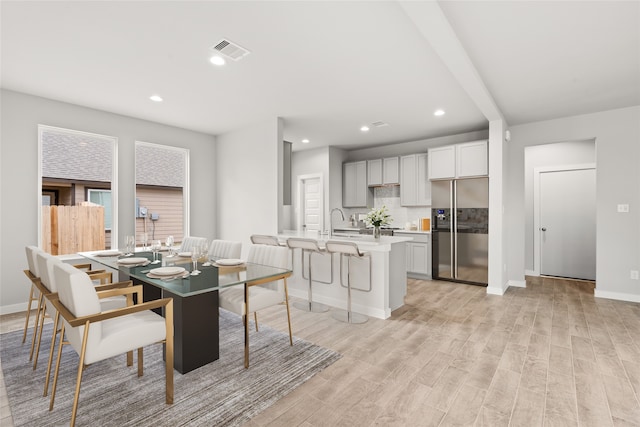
[38,124,118,249]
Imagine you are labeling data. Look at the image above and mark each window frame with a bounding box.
[38,124,118,249]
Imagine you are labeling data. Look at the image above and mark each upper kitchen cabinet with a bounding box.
[457,140,488,177]
[367,157,399,186]
[400,153,431,206]
[343,161,371,207]
[428,140,488,180]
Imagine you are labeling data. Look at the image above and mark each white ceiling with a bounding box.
[2,1,638,152]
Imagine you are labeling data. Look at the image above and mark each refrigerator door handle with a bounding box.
[452,180,457,279]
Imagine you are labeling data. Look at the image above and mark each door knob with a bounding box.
[541,227,547,231]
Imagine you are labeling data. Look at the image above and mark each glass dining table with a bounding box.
[80,250,292,374]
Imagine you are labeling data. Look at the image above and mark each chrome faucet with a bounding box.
[329,208,345,237]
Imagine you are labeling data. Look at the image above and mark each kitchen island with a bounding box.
[277,231,412,319]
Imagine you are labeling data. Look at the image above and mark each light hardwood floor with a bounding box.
[2,277,639,426]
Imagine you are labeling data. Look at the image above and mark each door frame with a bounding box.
[533,163,596,276]
[296,173,324,232]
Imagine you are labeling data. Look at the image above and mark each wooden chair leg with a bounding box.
[33,304,47,370]
[254,312,259,332]
[29,293,44,361]
[43,312,60,396]
[22,286,35,344]
[284,279,293,346]
[49,324,66,411]
[69,321,91,427]
[165,299,174,404]
[127,350,133,367]
[244,283,250,369]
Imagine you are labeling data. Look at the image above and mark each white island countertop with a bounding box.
[277,230,412,251]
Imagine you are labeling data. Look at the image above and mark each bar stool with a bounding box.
[325,240,371,324]
[250,235,281,246]
[286,238,331,313]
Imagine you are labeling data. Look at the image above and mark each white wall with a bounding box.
[523,140,596,272]
[506,106,640,302]
[0,89,216,313]
[215,117,282,256]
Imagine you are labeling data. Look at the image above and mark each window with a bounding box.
[87,189,112,230]
[38,125,117,254]
[135,141,189,246]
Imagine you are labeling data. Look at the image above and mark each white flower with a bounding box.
[364,205,392,227]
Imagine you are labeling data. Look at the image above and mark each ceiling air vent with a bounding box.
[212,39,250,61]
[371,121,389,128]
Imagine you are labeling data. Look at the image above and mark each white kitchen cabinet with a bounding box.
[383,157,399,185]
[457,140,488,177]
[428,145,456,180]
[395,232,432,279]
[400,154,431,206]
[428,140,488,180]
[367,159,382,186]
[343,161,370,207]
[367,157,399,186]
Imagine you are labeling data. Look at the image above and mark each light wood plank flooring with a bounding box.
[2,276,639,426]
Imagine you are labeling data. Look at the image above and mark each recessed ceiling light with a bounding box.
[434,109,445,116]
[149,95,163,102]
[360,126,370,132]
[302,139,310,144]
[209,55,226,66]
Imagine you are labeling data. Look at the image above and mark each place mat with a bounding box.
[94,250,122,257]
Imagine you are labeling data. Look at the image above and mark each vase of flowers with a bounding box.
[364,205,392,239]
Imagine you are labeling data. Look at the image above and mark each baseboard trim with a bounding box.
[508,280,526,288]
[525,270,538,277]
[0,302,28,316]
[486,286,506,296]
[594,289,640,303]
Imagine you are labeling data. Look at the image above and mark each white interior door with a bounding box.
[539,168,596,280]
[302,176,323,232]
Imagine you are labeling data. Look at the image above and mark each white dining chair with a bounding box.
[208,239,242,259]
[34,252,129,397]
[218,244,292,368]
[49,261,174,427]
[179,236,209,253]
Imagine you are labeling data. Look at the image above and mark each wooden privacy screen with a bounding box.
[42,205,105,255]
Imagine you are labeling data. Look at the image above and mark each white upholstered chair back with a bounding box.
[248,244,289,293]
[53,262,103,356]
[325,240,363,257]
[25,245,42,276]
[208,240,242,259]
[179,236,208,252]
[36,251,57,293]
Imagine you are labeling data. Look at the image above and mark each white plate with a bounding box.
[117,257,149,265]
[178,252,192,257]
[149,267,185,276]
[95,250,122,257]
[215,259,244,266]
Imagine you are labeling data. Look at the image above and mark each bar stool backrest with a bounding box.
[250,235,281,246]
[325,240,363,257]
[286,238,321,252]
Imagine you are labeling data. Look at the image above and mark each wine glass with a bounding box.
[151,240,161,264]
[190,249,200,275]
[141,233,149,251]
[165,235,174,257]
[125,235,135,255]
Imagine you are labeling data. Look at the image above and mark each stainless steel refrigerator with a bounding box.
[431,177,489,286]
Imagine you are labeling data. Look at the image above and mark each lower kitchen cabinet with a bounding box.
[395,232,432,279]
